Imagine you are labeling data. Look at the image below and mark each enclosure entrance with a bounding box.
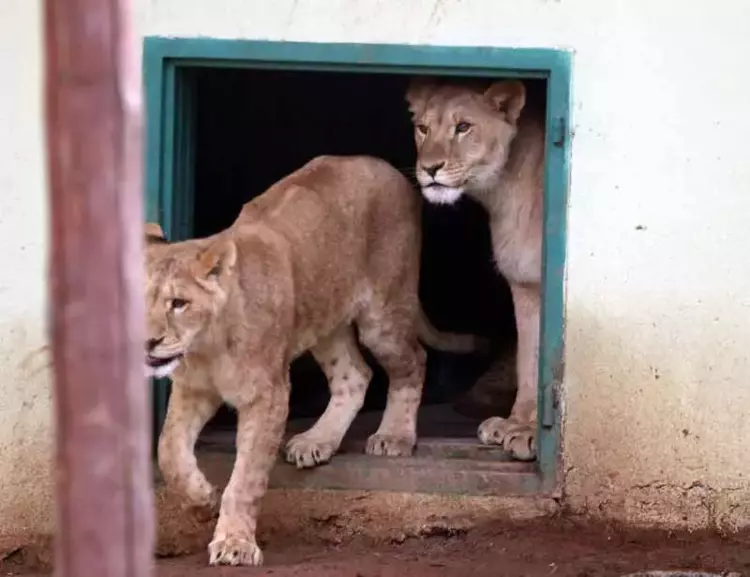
[144,38,571,496]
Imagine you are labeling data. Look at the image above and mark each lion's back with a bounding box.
[294,154,418,219]
[239,155,419,259]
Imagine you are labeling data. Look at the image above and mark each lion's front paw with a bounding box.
[478,417,536,461]
[284,434,338,469]
[365,433,416,457]
[208,536,263,566]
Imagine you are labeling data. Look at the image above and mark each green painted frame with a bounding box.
[143,37,571,496]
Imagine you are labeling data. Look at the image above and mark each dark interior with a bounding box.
[189,68,546,440]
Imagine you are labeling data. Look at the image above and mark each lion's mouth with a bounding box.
[145,354,184,379]
[420,184,464,206]
[424,177,467,189]
[146,353,182,367]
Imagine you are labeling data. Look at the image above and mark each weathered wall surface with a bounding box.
[0,0,54,534]
[2,0,749,536]
[138,0,750,530]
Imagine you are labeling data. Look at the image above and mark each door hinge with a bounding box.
[552,116,567,148]
[541,384,556,429]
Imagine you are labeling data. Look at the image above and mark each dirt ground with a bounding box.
[3,461,747,577]
[4,518,750,577]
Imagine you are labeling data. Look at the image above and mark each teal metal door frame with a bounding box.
[143,37,572,496]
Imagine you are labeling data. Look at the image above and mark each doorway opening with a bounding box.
[144,38,570,495]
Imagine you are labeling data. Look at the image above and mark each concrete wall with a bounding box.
[0,0,54,534]
[138,0,750,531]
[2,0,749,535]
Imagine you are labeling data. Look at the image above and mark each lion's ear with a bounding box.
[405,77,438,119]
[483,81,526,125]
[144,222,168,245]
[193,238,237,286]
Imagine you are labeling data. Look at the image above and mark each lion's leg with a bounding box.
[478,282,540,461]
[209,373,289,567]
[452,344,517,420]
[157,382,222,518]
[284,325,372,469]
[358,309,426,457]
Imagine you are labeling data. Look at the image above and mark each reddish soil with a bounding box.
[4,519,749,577]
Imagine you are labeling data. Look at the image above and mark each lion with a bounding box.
[143,154,485,566]
[405,78,545,462]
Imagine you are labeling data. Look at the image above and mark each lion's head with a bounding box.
[405,78,527,205]
[143,223,237,379]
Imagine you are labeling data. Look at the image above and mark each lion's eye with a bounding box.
[416,124,429,135]
[170,298,189,311]
[455,122,472,135]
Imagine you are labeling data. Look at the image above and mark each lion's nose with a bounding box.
[422,162,445,178]
[146,336,164,352]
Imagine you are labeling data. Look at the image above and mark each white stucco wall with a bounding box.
[2,0,749,536]
[0,0,53,534]
[140,0,750,530]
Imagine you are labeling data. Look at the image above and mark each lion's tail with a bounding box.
[415,304,491,354]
